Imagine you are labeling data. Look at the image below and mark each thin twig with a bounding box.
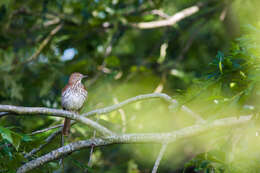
[113,98,127,133]
[176,21,206,61]
[220,7,227,21]
[85,117,98,173]
[88,133,96,167]
[181,105,205,123]
[152,143,168,173]
[83,93,177,117]
[86,29,122,88]
[30,124,63,135]
[85,130,96,173]
[24,24,63,63]
[59,133,65,166]
[150,10,170,19]
[24,130,61,159]
[0,112,11,118]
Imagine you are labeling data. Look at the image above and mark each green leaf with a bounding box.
[218,61,223,74]
[2,144,12,159]
[200,160,210,168]
[240,71,246,79]
[11,132,22,151]
[68,156,94,171]
[216,51,224,74]
[216,51,224,60]
[105,55,120,67]
[0,126,13,144]
[21,134,33,142]
[0,0,12,8]
[0,126,22,151]
[142,14,155,21]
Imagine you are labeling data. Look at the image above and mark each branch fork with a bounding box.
[0,93,251,173]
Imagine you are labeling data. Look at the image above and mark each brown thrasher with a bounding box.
[61,72,88,136]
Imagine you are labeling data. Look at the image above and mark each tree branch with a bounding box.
[0,105,113,136]
[131,4,201,29]
[82,93,204,123]
[0,112,11,118]
[18,93,180,158]
[152,143,168,173]
[1,93,204,159]
[25,93,200,135]
[24,93,180,158]
[113,97,127,133]
[150,10,170,19]
[85,130,96,173]
[30,124,63,135]
[82,93,177,117]
[17,115,251,173]
[181,105,205,123]
[23,93,203,158]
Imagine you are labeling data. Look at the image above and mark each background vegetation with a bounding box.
[0,0,260,172]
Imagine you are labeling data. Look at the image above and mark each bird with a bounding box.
[61,72,88,136]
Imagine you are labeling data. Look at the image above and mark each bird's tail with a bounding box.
[62,118,71,136]
[60,118,70,166]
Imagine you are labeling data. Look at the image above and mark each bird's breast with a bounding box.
[61,87,87,111]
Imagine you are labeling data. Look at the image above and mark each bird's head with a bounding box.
[68,72,88,84]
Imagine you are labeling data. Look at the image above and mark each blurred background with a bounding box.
[1,0,260,172]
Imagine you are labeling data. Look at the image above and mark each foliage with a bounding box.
[0,0,260,172]
[182,26,260,172]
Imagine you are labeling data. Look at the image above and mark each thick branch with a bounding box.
[0,105,113,136]
[24,93,179,157]
[30,93,177,131]
[1,93,203,159]
[26,93,200,135]
[24,93,203,158]
[17,116,251,173]
[3,93,202,160]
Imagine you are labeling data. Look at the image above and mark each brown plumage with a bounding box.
[61,72,88,136]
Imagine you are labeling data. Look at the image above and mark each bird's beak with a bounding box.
[83,75,88,78]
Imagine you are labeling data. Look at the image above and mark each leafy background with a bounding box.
[0,0,260,172]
